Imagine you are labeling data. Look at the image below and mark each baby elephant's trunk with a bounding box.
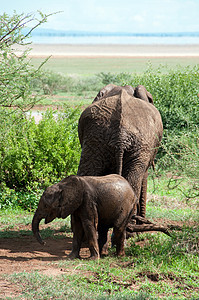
[32,210,45,245]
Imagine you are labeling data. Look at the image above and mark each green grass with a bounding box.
[147,175,199,222]
[39,91,95,107]
[30,56,199,76]
[0,207,71,238]
[0,208,32,227]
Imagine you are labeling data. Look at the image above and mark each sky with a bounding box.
[1,0,199,33]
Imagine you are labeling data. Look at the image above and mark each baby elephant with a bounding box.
[32,174,136,259]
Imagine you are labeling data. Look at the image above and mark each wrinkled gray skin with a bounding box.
[78,84,163,220]
[32,174,136,259]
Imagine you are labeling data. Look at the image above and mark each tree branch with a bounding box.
[126,215,183,237]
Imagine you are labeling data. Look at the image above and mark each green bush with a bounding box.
[97,71,134,86]
[0,107,81,191]
[0,185,41,210]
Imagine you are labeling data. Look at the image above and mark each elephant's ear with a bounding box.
[59,176,84,218]
[146,91,154,105]
[93,90,102,102]
[93,84,117,102]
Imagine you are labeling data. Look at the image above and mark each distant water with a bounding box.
[30,33,199,45]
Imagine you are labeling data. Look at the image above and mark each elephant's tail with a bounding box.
[115,148,124,175]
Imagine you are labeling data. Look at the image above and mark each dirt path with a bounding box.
[0,226,91,298]
[0,231,91,275]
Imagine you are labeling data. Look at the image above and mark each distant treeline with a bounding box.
[24,28,199,37]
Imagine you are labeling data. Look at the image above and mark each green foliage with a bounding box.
[141,66,199,132]
[0,11,57,166]
[155,129,199,175]
[0,107,81,193]
[97,71,132,86]
[0,186,41,210]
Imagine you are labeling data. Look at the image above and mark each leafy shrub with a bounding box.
[126,65,199,131]
[0,185,41,210]
[0,107,81,191]
[96,72,119,85]
[156,129,199,175]
[74,75,102,93]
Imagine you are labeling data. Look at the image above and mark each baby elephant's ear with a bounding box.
[59,176,84,218]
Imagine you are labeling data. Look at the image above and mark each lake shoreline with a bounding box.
[15,43,199,58]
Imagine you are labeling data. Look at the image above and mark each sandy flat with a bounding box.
[14,43,199,57]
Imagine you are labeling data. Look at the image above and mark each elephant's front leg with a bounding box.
[82,219,100,260]
[68,214,84,259]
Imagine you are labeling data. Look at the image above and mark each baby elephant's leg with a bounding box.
[112,227,126,256]
[113,208,135,256]
[98,225,109,256]
[82,220,100,260]
[69,214,84,259]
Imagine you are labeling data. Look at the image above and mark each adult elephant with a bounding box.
[77,84,163,219]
